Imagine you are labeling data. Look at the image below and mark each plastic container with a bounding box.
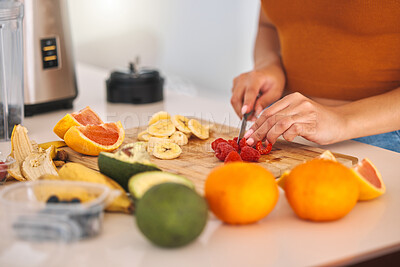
[0,152,15,185]
[0,1,24,142]
[0,180,117,242]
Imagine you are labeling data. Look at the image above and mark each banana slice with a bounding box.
[152,142,182,160]
[148,111,171,125]
[137,130,151,141]
[188,119,209,140]
[147,137,173,153]
[171,115,192,134]
[169,131,188,146]
[148,119,176,137]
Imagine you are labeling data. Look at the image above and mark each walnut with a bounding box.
[56,149,68,161]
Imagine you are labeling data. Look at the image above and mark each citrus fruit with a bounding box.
[128,171,194,199]
[64,121,125,156]
[205,162,279,225]
[352,158,385,201]
[53,106,103,139]
[285,159,359,222]
[135,183,208,248]
[276,150,337,190]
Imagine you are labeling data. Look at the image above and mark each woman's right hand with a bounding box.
[230,63,286,121]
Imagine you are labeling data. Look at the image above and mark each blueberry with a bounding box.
[70,198,81,204]
[46,195,59,203]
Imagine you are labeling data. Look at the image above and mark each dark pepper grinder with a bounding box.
[106,60,164,104]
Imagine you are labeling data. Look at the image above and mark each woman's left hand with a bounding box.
[244,92,347,146]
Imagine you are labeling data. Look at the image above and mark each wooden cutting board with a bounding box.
[63,122,358,194]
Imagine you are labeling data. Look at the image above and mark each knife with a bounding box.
[237,111,253,145]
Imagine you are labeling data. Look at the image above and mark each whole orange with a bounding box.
[285,159,359,222]
[205,162,279,225]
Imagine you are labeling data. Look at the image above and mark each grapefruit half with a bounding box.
[64,121,125,156]
[53,106,104,139]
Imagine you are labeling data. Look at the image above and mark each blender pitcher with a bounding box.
[0,1,24,144]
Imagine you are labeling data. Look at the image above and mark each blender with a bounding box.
[0,1,24,160]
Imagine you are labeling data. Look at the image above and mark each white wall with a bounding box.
[68,0,260,94]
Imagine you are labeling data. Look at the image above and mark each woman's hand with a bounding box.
[231,64,285,121]
[244,92,348,146]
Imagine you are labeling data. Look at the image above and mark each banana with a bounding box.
[8,125,35,181]
[152,142,182,160]
[188,119,209,140]
[137,130,151,141]
[147,119,176,137]
[148,111,171,125]
[58,163,134,214]
[171,115,192,134]
[38,141,67,150]
[147,137,173,153]
[169,131,188,146]
[34,177,99,203]
[21,146,58,181]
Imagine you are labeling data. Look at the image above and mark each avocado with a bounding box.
[128,171,194,199]
[98,142,160,191]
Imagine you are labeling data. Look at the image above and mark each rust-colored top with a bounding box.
[261,0,400,100]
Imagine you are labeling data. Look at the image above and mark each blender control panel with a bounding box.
[40,38,59,69]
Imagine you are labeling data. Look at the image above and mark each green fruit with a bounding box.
[98,142,160,191]
[135,183,208,248]
[128,171,194,199]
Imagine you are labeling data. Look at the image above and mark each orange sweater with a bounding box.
[261,0,400,101]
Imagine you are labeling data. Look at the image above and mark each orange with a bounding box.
[205,162,279,225]
[53,106,103,139]
[64,121,125,156]
[352,158,385,201]
[285,159,359,222]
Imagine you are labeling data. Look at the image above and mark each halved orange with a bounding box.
[351,158,385,201]
[64,121,125,156]
[53,106,103,139]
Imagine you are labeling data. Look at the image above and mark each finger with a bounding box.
[230,84,246,118]
[282,123,316,142]
[246,114,279,146]
[244,96,291,139]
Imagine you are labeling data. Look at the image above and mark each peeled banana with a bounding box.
[137,130,151,141]
[171,115,192,134]
[188,119,209,140]
[21,146,58,181]
[148,111,171,125]
[148,119,176,137]
[147,137,173,153]
[57,163,134,214]
[152,142,182,160]
[169,131,188,146]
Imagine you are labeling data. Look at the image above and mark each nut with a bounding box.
[56,149,68,161]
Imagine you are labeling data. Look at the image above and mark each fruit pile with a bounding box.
[211,137,272,163]
[138,111,210,160]
[205,152,386,224]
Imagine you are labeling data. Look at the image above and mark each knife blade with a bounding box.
[237,111,253,145]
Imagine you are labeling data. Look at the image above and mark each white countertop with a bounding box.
[1,63,399,267]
